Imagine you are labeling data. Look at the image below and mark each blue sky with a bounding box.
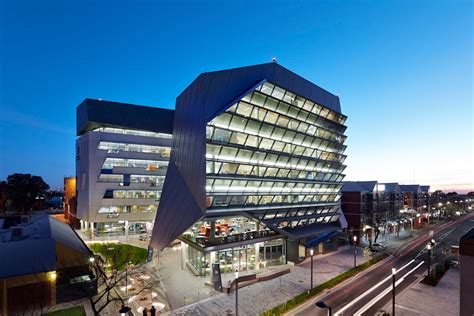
[0,0,472,192]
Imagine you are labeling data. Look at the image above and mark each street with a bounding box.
[290,213,474,316]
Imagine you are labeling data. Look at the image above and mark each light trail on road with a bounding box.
[353,261,425,316]
[334,259,416,316]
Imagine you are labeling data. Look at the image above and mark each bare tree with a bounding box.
[58,247,157,316]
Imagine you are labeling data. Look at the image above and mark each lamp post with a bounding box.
[353,235,357,268]
[315,301,332,316]
[310,248,314,290]
[392,267,396,316]
[119,305,131,316]
[235,270,239,316]
[427,243,432,277]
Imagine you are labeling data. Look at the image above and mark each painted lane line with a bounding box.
[334,259,416,316]
[354,261,425,316]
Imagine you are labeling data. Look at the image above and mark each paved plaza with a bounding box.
[166,246,370,316]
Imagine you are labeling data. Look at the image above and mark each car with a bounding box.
[371,243,386,252]
[139,234,150,242]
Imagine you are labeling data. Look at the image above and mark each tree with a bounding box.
[65,246,157,315]
[6,173,49,214]
[0,181,7,216]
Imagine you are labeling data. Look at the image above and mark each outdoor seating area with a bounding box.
[183,217,278,248]
[123,274,167,315]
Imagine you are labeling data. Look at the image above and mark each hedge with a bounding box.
[261,254,388,316]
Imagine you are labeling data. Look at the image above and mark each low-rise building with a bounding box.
[0,215,95,314]
[63,176,79,228]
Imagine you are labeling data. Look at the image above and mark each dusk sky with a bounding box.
[0,0,472,192]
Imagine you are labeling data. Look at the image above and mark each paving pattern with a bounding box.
[168,247,370,316]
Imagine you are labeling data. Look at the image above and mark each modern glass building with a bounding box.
[76,99,174,236]
[150,62,348,276]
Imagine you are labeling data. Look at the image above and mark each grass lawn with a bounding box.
[46,306,86,316]
[89,243,148,270]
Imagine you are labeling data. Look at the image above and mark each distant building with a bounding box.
[341,181,411,242]
[0,215,95,314]
[341,181,378,238]
[63,176,78,228]
[400,184,425,211]
[460,228,474,316]
[76,99,174,237]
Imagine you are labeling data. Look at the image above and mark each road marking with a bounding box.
[353,261,425,316]
[334,259,416,316]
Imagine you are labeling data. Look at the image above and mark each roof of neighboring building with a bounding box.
[420,185,430,193]
[342,181,377,192]
[400,184,421,193]
[380,183,401,192]
[0,215,92,279]
[77,98,174,136]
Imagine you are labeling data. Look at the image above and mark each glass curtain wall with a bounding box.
[205,82,347,230]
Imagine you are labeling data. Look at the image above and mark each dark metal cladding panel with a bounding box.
[149,161,204,250]
[76,98,174,136]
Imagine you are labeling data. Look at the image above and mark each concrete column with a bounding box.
[125,221,129,237]
[90,222,94,230]
[180,242,187,270]
[209,251,216,283]
[255,243,260,270]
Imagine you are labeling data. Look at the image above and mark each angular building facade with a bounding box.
[150,63,348,274]
[76,99,174,236]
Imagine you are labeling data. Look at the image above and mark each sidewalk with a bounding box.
[168,247,371,315]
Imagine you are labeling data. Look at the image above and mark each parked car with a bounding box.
[139,234,150,242]
[371,243,386,252]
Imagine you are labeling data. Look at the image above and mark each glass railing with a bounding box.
[182,229,279,248]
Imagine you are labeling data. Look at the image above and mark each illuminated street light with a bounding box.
[315,301,332,316]
[235,270,239,316]
[427,243,432,277]
[392,268,396,316]
[353,235,358,268]
[119,305,131,316]
[310,248,314,290]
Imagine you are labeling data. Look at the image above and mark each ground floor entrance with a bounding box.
[184,238,287,277]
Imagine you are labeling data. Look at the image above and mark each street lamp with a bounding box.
[315,301,332,316]
[392,268,396,316]
[235,270,239,316]
[426,243,432,277]
[119,305,131,316]
[353,235,357,268]
[310,248,314,290]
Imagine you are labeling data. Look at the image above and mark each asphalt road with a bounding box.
[291,212,474,316]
